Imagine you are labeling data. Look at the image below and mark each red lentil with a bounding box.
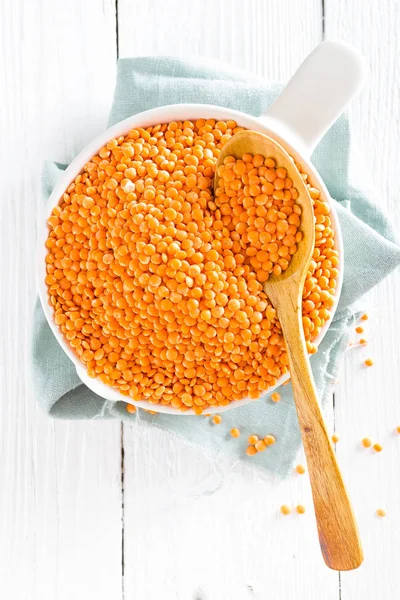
[332,434,339,443]
[126,403,136,414]
[376,508,386,517]
[212,414,222,425]
[280,505,291,515]
[271,392,281,403]
[230,427,240,438]
[362,437,372,448]
[264,434,276,446]
[361,313,369,321]
[295,464,306,474]
[373,443,383,452]
[248,434,259,445]
[365,358,374,367]
[355,326,364,334]
[296,505,306,514]
[255,440,267,452]
[246,445,257,456]
[45,119,338,412]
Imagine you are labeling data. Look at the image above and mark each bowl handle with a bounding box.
[262,41,368,157]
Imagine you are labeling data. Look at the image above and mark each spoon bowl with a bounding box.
[215,129,316,289]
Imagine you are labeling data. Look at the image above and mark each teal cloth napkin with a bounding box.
[32,57,400,476]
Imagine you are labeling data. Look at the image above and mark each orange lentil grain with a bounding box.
[365,358,374,367]
[45,119,338,413]
[264,435,276,446]
[355,326,364,334]
[359,338,367,345]
[296,505,306,514]
[230,428,240,438]
[295,464,306,475]
[332,434,339,443]
[361,313,369,321]
[212,414,222,425]
[376,508,386,517]
[373,443,383,452]
[255,440,267,452]
[248,434,259,445]
[362,437,372,448]
[271,392,281,403]
[246,445,258,456]
[280,505,291,515]
[126,403,137,414]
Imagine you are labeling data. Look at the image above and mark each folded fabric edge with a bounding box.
[116,56,271,85]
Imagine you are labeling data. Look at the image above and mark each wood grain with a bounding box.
[216,131,362,570]
[117,1,339,598]
[233,134,364,571]
[267,276,362,571]
[0,1,122,599]
[1,0,399,597]
[325,0,400,597]
[118,0,323,81]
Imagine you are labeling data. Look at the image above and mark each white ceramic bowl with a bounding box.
[37,41,367,414]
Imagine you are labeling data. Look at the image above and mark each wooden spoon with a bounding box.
[215,130,363,571]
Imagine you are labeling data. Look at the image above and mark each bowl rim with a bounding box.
[37,103,344,415]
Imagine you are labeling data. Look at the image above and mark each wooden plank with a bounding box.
[0,1,122,599]
[119,0,323,81]
[122,429,338,600]
[325,1,400,598]
[118,1,339,597]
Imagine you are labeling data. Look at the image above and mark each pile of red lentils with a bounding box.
[45,119,338,413]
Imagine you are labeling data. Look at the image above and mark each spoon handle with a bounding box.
[279,307,363,571]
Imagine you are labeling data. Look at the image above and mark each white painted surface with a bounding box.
[1,0,399,599]
[0,1,122,599]
[327,3,400,599]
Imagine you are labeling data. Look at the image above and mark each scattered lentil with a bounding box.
[212,414,222,425]
[271,392,281,403]
[359,338,367,345]
[361,313,369,321]
[295,464,306,474]
[355,326,364,334]
[246,445,258,456]
[376,508,386,517]
[230,427,240,438]
[296,505,306,514]
[332,434,339,443]
[362,437,372,448]
[280,505,291,515]
[264,434,276,446]
[255,440,267,452]
[248,434,259,445]
[126,403,137,414]
[365,358,374,367]
[373,443,383,452]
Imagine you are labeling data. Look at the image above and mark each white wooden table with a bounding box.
[1,1,400,598]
